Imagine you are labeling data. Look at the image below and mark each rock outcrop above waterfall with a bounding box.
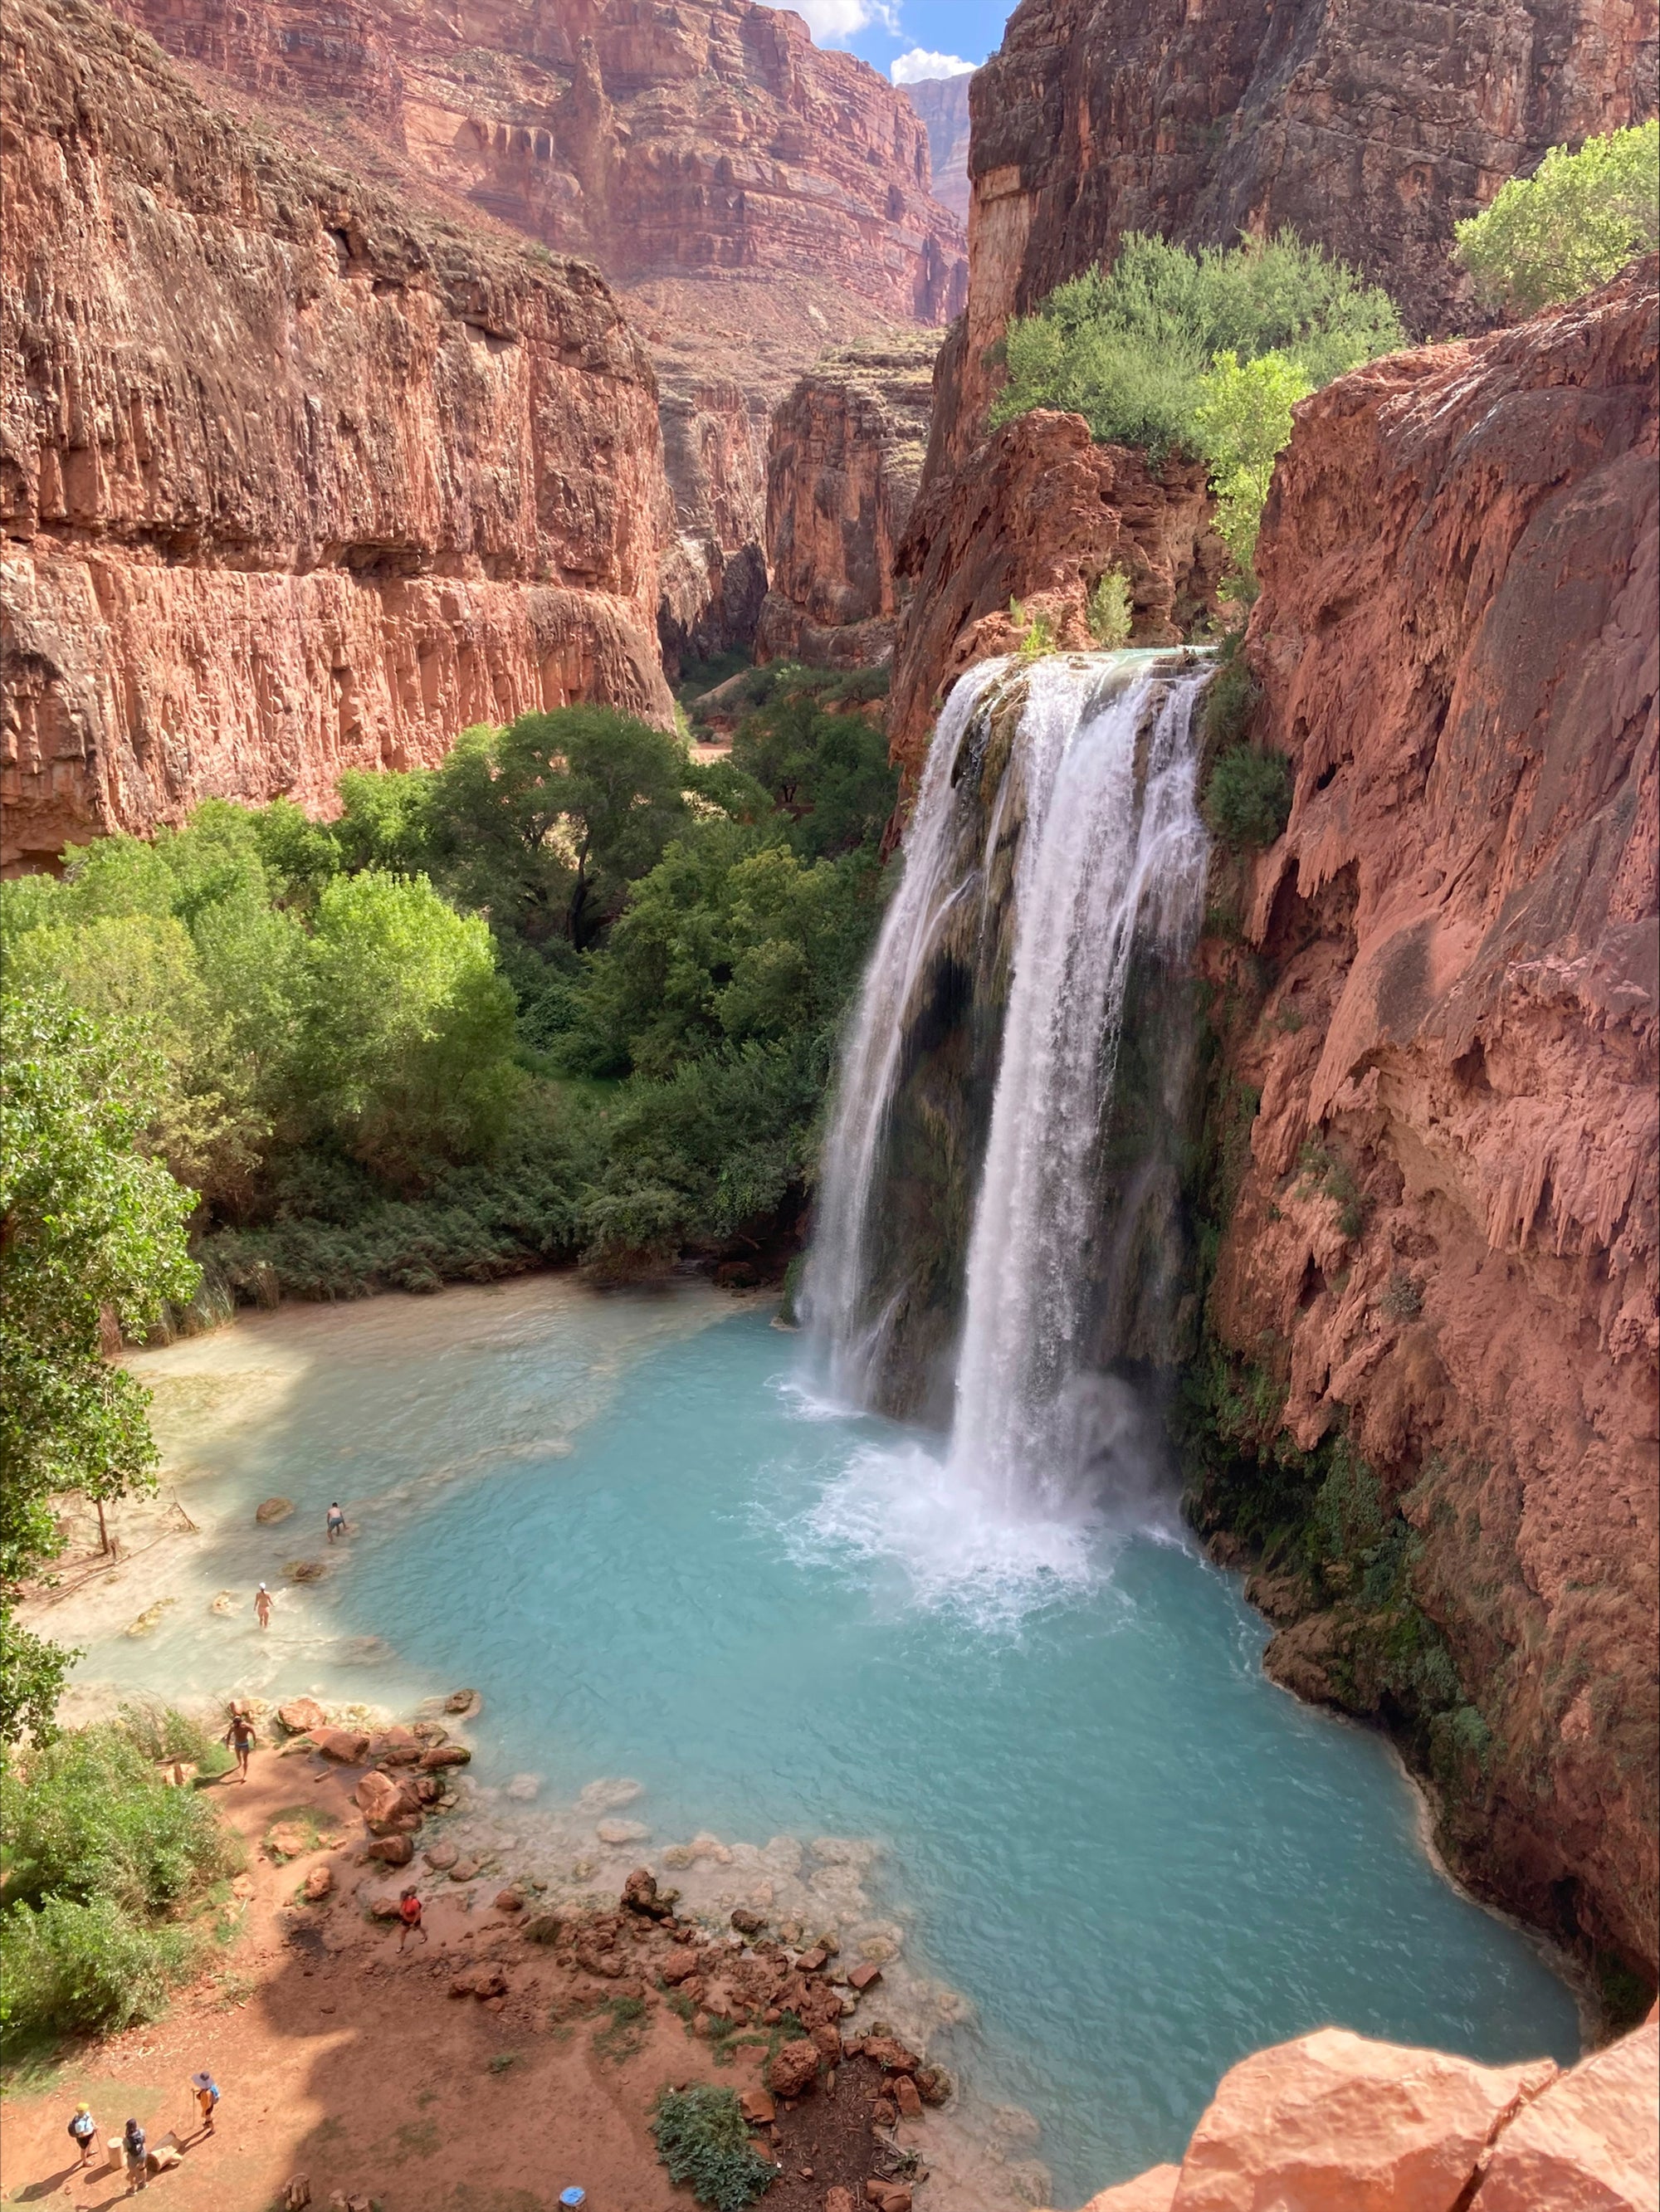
[0,0,672,868]
[1048,2020,1660,2212]
[935,0,1656,464]
[886,411,1228,775]
[1193,261,1658,1984]
[755,333,937,671]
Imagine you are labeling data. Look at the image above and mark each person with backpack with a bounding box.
[398,1887,428,1949]
[190,2072,220,2136]
[123,2117,148,2192]
[66,2104,98,2166]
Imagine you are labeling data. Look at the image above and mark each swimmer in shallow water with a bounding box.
[254,1584,272,1629]
[326,1502,347,1542]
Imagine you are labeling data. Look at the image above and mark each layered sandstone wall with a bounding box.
[1,0,672,868]
[886,412,1227,774]
[936,0,1657,464]
[110,0,969,327]
[902,75,972,224]
[755,333,937,670]
[1196,261,1658,1978]
[657,374,769,676]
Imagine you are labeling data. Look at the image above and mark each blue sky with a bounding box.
[794,0,1012,82]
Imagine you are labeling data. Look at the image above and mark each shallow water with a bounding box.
[83,1283,1580,2200]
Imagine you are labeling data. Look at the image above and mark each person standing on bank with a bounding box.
[223,1706,256,1781]
[67,2104,98,2167]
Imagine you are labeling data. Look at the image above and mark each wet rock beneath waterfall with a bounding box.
[256,1497,294,1524]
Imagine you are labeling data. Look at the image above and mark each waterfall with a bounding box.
[804,649,1211,1531]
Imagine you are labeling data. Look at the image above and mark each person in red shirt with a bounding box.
[398,1887,428,1949]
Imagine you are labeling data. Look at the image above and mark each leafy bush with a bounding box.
[0,1712,242,2037]
[1087,569,1134,647]
[992,232,1404,582]
[1201,628,1262,753]
[1202,746,1292,849]
[1454,122,1659,316]
[651,2083,775,2211]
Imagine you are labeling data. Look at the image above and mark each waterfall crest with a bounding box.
[804,649,1211,1536]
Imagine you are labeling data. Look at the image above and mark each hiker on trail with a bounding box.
[190,2073,220,2136]
[254,1584,272,1629]
[326,1501,347,1543]
[398,1887,429,1950]
[123,2118,148,2193]
[224,1707,256,1782]
[67,2104,98,2167]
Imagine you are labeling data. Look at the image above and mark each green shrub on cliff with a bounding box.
[992,232,1404,583]
[1202,745,1292,850]
[651,2083,775,2211]
[1454,122,1659,316]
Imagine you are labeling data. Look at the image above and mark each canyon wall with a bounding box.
[755,333,936,670]
[938,0,1658,464]
[1,0,674,868]
[107,0,970,676]
[901,74,973,223]
[1192,261,1658,1985]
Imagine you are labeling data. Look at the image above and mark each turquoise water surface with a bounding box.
[100,1284,1579,2200]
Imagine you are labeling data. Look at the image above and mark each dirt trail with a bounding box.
[0,1746,915,2211]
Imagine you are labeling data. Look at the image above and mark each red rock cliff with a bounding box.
[1,0,672,869]
[940,0,1657,461]
[755,333,937,671]
[1200,261,1658,1980]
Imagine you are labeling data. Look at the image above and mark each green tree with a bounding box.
[297,872,523,1185]
[1193,349,1316,581]
[1454,123,1659,316]
[0,992,198,1742]
[428,707,691,952]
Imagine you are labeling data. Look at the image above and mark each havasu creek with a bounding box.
[2,2,1656,2210]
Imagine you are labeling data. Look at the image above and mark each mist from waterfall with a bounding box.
[798,651,1212,1613]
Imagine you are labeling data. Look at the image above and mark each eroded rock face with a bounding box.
[901,75,973,224]
[657,374,769,676]
[1200,261,1659,1977]
[886,409,1226,777]
[1055,2023,1658,2212]
[756,333,937,670]
[944,0,1657,458]
[114,0,969,328]
[1,0,671,866]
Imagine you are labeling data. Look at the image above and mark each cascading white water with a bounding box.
[947,659,1209,1505]
[803,658,1011,1403]
[803,650,1211,1569]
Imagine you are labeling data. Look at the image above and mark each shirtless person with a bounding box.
[254,1584,272,1629]
[326,1502,347,1543]
[223,1706,256,1782]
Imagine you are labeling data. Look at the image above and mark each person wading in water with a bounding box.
[326,1502,347,1543]
[254,1584,272,1629]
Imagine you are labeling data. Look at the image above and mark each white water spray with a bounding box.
[801,651,1211,1606]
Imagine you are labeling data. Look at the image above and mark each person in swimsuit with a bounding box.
[398,1887,429,1950]
[326,1502,347,1543]
[224,1707,256,1782]
[254,1584,272,1629]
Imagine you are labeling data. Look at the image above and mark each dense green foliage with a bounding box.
[1454,122,1659,315]
[651,2083,776,2211]
[1203,746,1293,850]
[2,679,897,1301]
[0,994,199,1743]
[991,232,1404,583]
[0,1709,242,2036]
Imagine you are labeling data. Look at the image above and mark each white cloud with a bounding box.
[891,47,976,83]
[794,0,901,41]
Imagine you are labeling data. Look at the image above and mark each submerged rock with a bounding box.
[255,1498,294,1525]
